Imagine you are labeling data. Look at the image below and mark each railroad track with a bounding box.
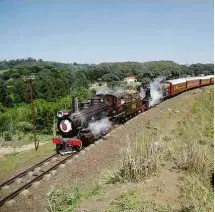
[0,123,124,208]
[0,106,171,208]
[0,149,84,207]
[0,153,57,190]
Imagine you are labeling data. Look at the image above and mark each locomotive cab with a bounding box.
[105,92,125,108]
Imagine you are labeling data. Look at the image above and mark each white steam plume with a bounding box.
[96,88,113,95]
[96,87,125,96]
[149,76,165,107]
[88,118,112,137]
[113,86,125,93]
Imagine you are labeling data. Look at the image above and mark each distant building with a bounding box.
[123,76,137,84]
[90,78,107,87]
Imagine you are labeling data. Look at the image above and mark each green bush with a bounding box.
[16,121,32,133]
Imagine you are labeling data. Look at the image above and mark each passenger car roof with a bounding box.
[167,78,187,84]
[167,75,214,84]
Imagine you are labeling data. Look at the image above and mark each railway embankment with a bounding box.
[0,86,213,212]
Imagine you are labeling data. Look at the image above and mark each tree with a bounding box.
[71,71,90,93]
[13,79,29,103]
[0,79,12,107]
[102,73,120,82]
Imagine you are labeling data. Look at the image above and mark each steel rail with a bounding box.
[0,153,58,189]
[0,149,84,207]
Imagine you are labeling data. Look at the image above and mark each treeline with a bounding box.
[1,59,213,83]
[0,58,213,136]
[0,58,214,106]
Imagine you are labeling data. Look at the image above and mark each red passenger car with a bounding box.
[186,78,201,90]
[166,79,187,96]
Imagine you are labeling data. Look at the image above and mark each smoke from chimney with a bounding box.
[88,118,112,137]
[149,76,165,107]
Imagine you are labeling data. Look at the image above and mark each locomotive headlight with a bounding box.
[57,111,64,118]
[59,119,72,133]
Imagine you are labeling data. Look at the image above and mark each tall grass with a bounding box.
[107,134,163,183]
[171,141,212,176]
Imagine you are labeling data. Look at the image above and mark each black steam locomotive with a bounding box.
[53,87,151,155]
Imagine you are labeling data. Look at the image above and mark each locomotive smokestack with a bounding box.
[72,97,79,113]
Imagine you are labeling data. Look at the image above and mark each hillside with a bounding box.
[1,85,213,212]
[75,86,214,212]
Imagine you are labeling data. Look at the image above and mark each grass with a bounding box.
[0,133,52,148]
[46,183,104,212]
[0,142,55,179]
[107,190,173,212]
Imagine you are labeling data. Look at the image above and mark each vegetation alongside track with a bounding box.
[46,87,214,212]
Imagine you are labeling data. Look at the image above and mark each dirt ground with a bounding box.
[78,164,183,211]
[0,86,213,212]
[0,141,49,158]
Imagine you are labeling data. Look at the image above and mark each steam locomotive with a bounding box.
[53,86,151,155]
[53,75,214,155]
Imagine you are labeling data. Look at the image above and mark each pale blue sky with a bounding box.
[0,1,214,64]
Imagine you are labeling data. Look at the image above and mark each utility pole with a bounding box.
[22,75,39,151]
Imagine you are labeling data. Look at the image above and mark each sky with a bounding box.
[0,1,214,64]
